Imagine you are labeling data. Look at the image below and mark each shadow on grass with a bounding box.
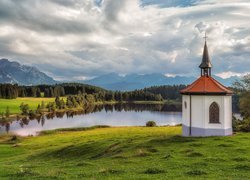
[39,125,110,135]
[217,143,234,147]
[186,170,207,176]
[186,152,204,158]
[28,141,125,161]
[234,164,250,171]
[232,157,248,162]
[91,142,123,159]
[144,168,166,174]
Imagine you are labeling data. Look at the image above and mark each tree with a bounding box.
[60,99,65,109]
[233,74,250,91]
[41,101,45,109]
[36,88,41,97]
[72,96,79,107]
[55,96,61,109]
[240,92,250,118]
[36,104,42,114]
[20,103,30,115]
[234,74,250,118]
[46,102,56,112]
[5,106,10,118]
[66,96,73,108]
[0,112,4,120]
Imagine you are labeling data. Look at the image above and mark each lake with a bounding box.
[0,103,182,136]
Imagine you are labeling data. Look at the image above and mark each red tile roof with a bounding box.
[180,76,233,95]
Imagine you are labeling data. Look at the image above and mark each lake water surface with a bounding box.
[0,103,182,136]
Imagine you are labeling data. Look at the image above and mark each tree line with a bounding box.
[0,83,105,99]
[0,83,163,101]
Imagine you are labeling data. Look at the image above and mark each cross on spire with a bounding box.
[203,32,208,42]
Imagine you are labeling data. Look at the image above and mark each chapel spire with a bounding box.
[199,32,212,76]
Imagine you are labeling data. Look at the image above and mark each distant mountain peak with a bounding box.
[0,58,56,85]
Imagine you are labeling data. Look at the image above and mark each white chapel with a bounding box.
[180,38,233,137]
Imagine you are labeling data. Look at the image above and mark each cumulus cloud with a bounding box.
[0,0,249,80]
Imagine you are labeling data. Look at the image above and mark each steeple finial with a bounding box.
[203,31,208,42]
[199,32,212,76]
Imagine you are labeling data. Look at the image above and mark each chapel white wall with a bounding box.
[182,95,232,130]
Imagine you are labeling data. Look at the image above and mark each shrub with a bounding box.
[146,121,156,127]
[240,119,250,132]
[10,135,17,141]
[233,117,250,132]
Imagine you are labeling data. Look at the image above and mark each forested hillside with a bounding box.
[144,85,186,101]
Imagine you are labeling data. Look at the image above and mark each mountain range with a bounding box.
[83,73,239,91]
[0,59,239,90]
[0,59,56,85]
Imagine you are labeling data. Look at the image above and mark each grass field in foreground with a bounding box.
[0,98,56,114]
[0,126,250,179]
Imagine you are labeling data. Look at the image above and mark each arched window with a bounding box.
[209,102,220,123]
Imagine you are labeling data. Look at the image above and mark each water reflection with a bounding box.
[0,103,182,136]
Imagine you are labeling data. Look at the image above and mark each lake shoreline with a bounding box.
[0,103,182,136]
[0,100,181,123]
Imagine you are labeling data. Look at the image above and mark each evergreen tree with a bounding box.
[60,99,65,109]
[36,88,41,97]
[5,106,10,118]
[36,104,42,114]
[55,96,61,109]
[66,96,73,108]
[20,103,30,115]
[41,101,45,109]
[46,102,56,112]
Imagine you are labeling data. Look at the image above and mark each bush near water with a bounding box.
[146,121,157,127]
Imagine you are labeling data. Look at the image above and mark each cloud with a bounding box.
[216,71,248,79]
[0,0,249,80]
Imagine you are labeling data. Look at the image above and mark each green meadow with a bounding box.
[0,98,56,114]
[0,126,250,179]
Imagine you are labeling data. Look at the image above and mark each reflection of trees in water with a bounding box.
[36,116,41,124]
[5,123,10,133]
[56,111,65,118]
[85,104,100,114]
[0,103,181,133]
[46,112,56,120]
[66,110,85,118]
[21,117,30,125]
[41,116,45,127]
[104,104,114,112]
[19,117,30,128]
[111,103,181,112]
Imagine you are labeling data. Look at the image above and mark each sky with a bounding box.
[0,0,249,80]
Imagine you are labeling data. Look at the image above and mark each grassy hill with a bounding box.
[0,126,250,179]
